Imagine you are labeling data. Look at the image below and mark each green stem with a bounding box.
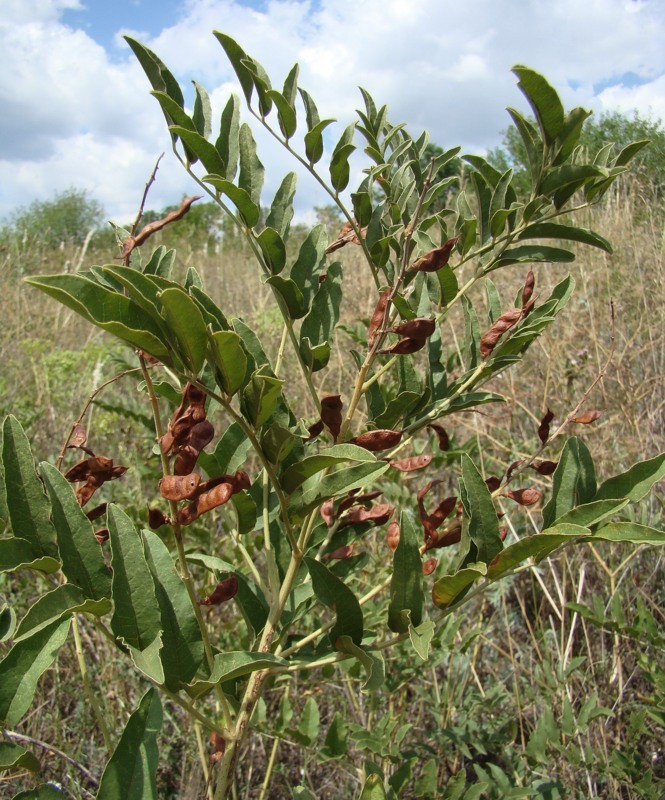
[71,616,113,751]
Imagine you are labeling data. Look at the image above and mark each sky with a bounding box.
[2,0,665,225]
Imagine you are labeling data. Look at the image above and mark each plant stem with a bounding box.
[70,616,113,752]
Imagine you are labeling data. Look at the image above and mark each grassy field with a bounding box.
[0,179,663,799]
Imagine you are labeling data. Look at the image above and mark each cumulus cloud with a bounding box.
[1,0,665,222]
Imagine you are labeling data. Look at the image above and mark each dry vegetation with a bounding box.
[0,179,663,799]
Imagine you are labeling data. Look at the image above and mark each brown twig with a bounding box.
[3,730,99,788]
[130,153,164,239]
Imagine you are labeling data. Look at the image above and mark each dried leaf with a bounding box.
[427,423,450,451]
[538,408,555,444]
[202,575,239,605]
[386,520,400,552]
[368,288,391,345]
[480,307,522,358]
[503,487,542,506]
[321,395,343,440]
[159,473,202,501]
[122,196,202,258]
[388,454,432,472]
[350,428,402,451]
[409,236,460,272]
[422,557,438,575]
[571,410,602,425]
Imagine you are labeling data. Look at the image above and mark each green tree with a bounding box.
[7,188,104,247]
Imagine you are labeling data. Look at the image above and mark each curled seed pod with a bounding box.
[424,522,462,552]
[85,503,107,522]
[177,482,234,526]
[210,732,226,763]
[388,454,432,472]
[350,428,402,451]
[538,408,554,444]
[321,394,343,440]
[386,520,400,552]
[572,410,602,425]
[422,557,438,576]
[159,473,202,501]
[320,498,335,527]
[202,575,239,605]
[173,448,199,477]
[427,423,450,451]
[307,419,324,440]
[94,528,110,544]
[188,419,215,452]
[148,507,168,529]
[485,476,501,492]
[499,526,509,541]
[503,488,542,506]
[233,470,251,491]
[531,460,558,476]
[77,477,102,507]
[522,269,535,309]
[339,503,394,528]
[322,544,355,561]
[368,288,392,345]
[390,317,436,340]
[70,424,87,447]
[378,337,426,355]
[409,236,460,272]
[480,307,522,358]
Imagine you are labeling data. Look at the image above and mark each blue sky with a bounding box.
[2,0,665,223]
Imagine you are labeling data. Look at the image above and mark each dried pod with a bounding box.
[210,732,226,763]
[159,473,202,501]
[521,269,535,309]
[94,528,110,544]
[148,507,168,529]
[320,498,335,527]
[409,236,460,272]
[65,455,113,483]
[173,447,199,477]
[322,544,355,561]
[85,503,107,522]
[321,395,343,440]
[571,410,602,425]
[424,522,462,552]
[306,419,324,441]
[505,460,523,481]
[368,288,392,345]
[386,520,400,552]
[325,221,366,253]
[480,307,522,359]
[76,477,101,506]
[422,557,438,576]
[531,460,558,476]
[388,454,432,472]
[538,408,555,444]
[121,196,201,258]
[350,428,402,451]
[503,487,542,506]
[427,423,450,451]
[233,470,251,491]
[70,424,87,447]
[177,482,234,526]
[378,337,426,355]
[188,419,215,452]
[202,575,238,605]
[390,317,436,340]
[339,503,394,528]
[485,476,501,493]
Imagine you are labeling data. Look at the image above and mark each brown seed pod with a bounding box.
[571,410,602,425]
[538,408,555,444]
[177,482,234,526]
[320,498,335,527]
[320,394,343,440]
[339,503,394,528]
[202,575,238,605]
[386,520,400,552]
[378,337,427,355]
[503,488,542,506]
[427,423,450,451]
[422,557,438,576]
[388,454,433,472]
[424,522,462,552]
[322,544,355,561]
[350,428,402,451]
[409,236,460,272]
[522,269,535,309]
[148,507,168,529]
[480,307,522,359]
[368,288,392,345]
[94,528,110,544]
[159,473,202,501]
[85,503,107,522]
[531,460,558,476]
[390,317,436,340]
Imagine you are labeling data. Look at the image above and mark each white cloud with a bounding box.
[1,0,665,222]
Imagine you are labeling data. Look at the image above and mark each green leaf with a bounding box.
[304,118,335,165]
[290,224,328,309]
[142,531,205,689]
[0,603,17,641]
[13,585,110,643]
[150,91,196,133]
[432,564,486,609]
[512,66,564,144]
[231,491,258,535]
[540,164,602,196]
[281,445,376,494]
[266,172,297,240]
[409,619,435,661]
[321,711,348,758]
[39,462,111,599]
[294,696,320,746]
[266,275,307,319]
[97,688,162,800]
[359,772,387,800]
[241,369,284,428]
[305,557,363,647]
[216,94,240,181]
[203,174,260,228]
[24,274,171,361]
[213,33,254,105]
[554,498,629,529]
[0,618,71,726]
[209,330,247,396]
[192,80,212,138]
[519,222,612,253]
[169,125,227,175]
[0,538,59,574]
[591,522,665,545]
[614,139,650,167]
[299,261,343,372]
[460,454,503,565]
[0,741,41,774]
[2,416,58,558]
[593,452,665,503]
[288,461,391,520]
[200,421,252,477]
[491,245,574,269]
[108,506,162,652]
[159,287,208,373]
[388,512,424,632]
[487,524,590,579]
[542,437,597,528]
[506,108,543,185]
[462,295,480,369]
[239,123,265,210]
[336,636,385,691]
[257,227,287,275]
[143,245,176,279]
[267,89,297,138]
[186,651,286,698]
[189,285,230,332]
[330,144,356,192]
[125,37,184,108]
